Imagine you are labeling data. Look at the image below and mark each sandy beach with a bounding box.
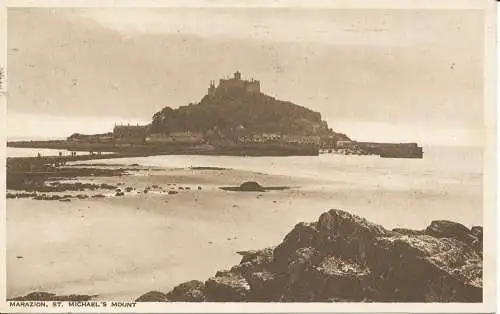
[6,150,483,301]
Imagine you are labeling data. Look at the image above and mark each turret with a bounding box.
[208,80,216,96]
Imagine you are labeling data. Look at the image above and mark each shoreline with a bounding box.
[7,138,426,159]
[6,156,482,300]
[8,209,483,302]
[7,140,320,157]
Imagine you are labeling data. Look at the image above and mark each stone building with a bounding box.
[207,71,260,96]
[145,131,204,144]
[113,124,148,143]
[67,132,113,142]
[282,135,321,145]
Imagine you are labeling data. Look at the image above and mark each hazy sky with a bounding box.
[7,8,486,144]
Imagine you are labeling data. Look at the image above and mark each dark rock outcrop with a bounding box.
[219,181,266,192]
[135,291,169,302]
[140,209,482,303]
[424,220,477,244]
[165,280,205,302]
[8,292,93,301]
[471,226,483,239]
[220,181,290,192]
[392,228,424,236]
[239,181,265,192]
[205,273,251,302]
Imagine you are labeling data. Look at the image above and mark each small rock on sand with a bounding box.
[239,181,265,192]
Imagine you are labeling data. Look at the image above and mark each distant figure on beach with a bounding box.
[59,152,62,157]
[37,153,41,158]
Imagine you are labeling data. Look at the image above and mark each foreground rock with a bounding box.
[137,209,483,303]
[8,292,94,301]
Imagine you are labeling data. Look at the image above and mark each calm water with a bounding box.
[7,145,482,184]
[7,145,484,225]
[65,145,482,190]
[6,145,485,299]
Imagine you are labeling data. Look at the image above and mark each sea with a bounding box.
[6,145,487,299]
[6,145,485,229]
[7,145,483,183]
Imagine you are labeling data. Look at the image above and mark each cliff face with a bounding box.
[137,209,483,302]
[150,90,340,139]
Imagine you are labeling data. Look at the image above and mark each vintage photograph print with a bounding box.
[1,1,496,313]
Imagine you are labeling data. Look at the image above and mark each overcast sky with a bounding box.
[7,8,485,145]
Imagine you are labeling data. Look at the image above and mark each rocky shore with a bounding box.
[8,209,483,303]
[133,209,482,303]
[7,162,149,201]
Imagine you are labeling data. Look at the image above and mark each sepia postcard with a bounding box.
[0,0,497,313]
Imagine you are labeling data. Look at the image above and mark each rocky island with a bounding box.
[7,71,423,159]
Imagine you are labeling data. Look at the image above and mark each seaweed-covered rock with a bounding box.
[139,209,483,303]
[392,228,425,236]
[8,292,93,301]
[471,226,483,239]
[135,291,169,302]
[425,220,477,244]
[204,273,251,302]
[306,256,372,302]
[246,269,284,301]
[165,280,205,302]
[273,222,319,271]
[237,247,274,266]
[366,234,482,302]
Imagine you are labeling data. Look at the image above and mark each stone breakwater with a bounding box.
[135,209,483,302]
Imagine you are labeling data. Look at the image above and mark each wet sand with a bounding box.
[6,165,482,300]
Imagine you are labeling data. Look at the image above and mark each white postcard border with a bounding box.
[0,0,497,313]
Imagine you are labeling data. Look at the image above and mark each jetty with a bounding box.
[330,141,424,159]
[355,142,424,159]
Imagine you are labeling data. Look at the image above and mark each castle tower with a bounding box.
[234,71,241,80]
[208,80,216,96]
[245,79,261,94]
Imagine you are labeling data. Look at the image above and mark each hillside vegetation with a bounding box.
[150,92,347,140]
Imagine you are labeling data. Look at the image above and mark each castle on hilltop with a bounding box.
[208,71,261,96]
